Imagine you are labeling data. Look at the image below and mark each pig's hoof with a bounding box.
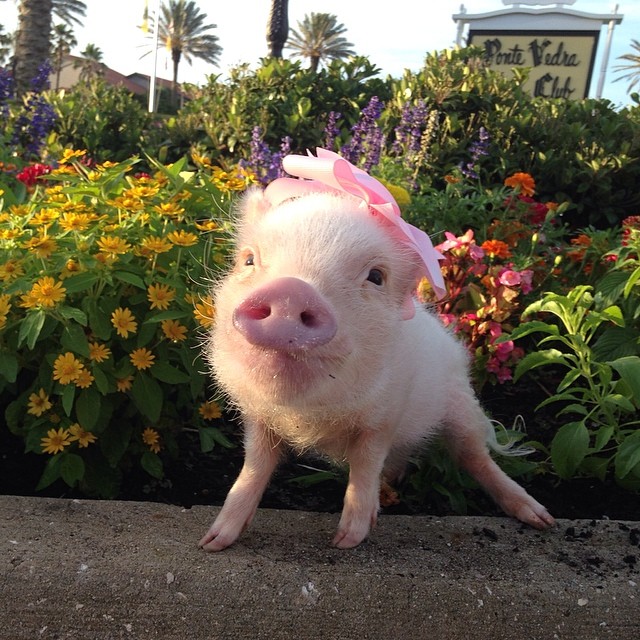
[198,526,238,552]
[513,499,556,530]
[332,528,368,549]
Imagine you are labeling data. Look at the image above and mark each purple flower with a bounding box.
[341,96,385,170]
[323,111,342,151]
[461,127,490,180]
[240,126,290,186]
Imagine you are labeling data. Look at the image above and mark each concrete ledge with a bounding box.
[1,495,638,639]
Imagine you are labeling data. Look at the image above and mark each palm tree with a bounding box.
[613,39,640,94]
[51,22,77,89]
[11,0,86,94]
[73,43,104,83]
[0,24,13,67]
[286,12,355,73]
[143,0,221,104]
[267,0,288,58]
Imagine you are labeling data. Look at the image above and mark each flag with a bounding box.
[141,0,149,33]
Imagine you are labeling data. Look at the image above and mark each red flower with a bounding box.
[16,163,52,187]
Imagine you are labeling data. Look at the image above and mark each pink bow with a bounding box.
[264,148,446,299]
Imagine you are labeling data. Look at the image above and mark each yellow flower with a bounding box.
[193,296,215,328]
[68,423,97,448]
[142,427,161,453]
[59,148,87,164]
[199,400,222,420]
[23,235,58,258]
[124,185,159,199]
[167,229,198,246]
[30,276,66,307]
[111,307,137,338]
[116,375,134,392]
[28,208,59,227]
[27,388,52,417]
[147,283,175,310]
[53,352,85,385]
[59,212,93,232]
[88,341,111,363]
[194,219,218,232]
[0,259,24,281]
[74,368,95,389]
[161,319,188,342]
[41,427,72,455]
[140,235,173,254]
[154,202,185,219]
[60,259,83,279]
[19,289,39,309]
[0,293,11,316]
[504,172,536,197]
[109,195,144,211]
[130,347,155,370]
[97,235,132,256]
[191,151,213,168]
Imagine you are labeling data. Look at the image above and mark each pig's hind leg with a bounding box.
[199,420,283,552]
[442,390,555,530]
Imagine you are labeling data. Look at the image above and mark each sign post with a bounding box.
[452,1,623,99]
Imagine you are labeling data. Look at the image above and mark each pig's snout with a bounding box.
[232,277,338,351]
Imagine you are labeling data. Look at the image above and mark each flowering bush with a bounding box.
[0,149,253,496]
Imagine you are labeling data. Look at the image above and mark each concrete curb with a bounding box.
[1,495,638,639]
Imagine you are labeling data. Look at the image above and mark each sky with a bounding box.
[1,0,638,108]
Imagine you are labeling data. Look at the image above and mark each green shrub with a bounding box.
[0,150,250,496]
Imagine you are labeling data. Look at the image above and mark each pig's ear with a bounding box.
[238,187,272,225]
[401,294,416,320]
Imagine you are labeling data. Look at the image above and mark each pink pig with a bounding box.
[199,149,554,552]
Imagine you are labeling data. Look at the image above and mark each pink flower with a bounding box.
[498,269,521,288]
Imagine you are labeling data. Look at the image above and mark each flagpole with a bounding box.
[148,0,160,113]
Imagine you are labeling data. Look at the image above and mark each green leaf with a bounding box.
[513,349,568,381]
[550,421,590,479]
[61,453,85,487]
[36,455,63,490]
[593,327,640,360]
[91,366,110,395]
[131,373,163,423]
[144,310,190,323]
[18,310,47,349]
[151,361,191,384]
[0,351,18,383]
[609,356,640,403]
[615,431,640,480]
[61,323,90,357]
[100,421,132,468]
[86,298,113,340]
[141,451,164,479]
[58,306,88,326]
[113,270,146,289]
[502,321,560,343]
[63,272,100,294]
[61,384,76,416]
[76,388,100,430]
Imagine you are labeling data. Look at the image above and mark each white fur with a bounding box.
[200,190,555,551]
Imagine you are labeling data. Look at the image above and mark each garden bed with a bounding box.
[3,377,639,522]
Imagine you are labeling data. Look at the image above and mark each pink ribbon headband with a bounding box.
[264,148,446,299]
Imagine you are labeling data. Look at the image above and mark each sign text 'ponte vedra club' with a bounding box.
[468,30,600,99]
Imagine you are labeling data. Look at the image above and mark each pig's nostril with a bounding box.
[300,310,318,327]
[245,304,271,320]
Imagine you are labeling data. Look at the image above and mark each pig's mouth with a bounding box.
[247,344,348,391]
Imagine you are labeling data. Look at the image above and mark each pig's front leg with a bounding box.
[333,429,390,549]
[199,419,282,552]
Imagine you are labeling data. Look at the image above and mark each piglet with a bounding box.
[199,148,554,552]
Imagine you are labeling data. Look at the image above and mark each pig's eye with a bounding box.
[366,268,384,286]
[243,254,255,267]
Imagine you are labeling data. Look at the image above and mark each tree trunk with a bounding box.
[171,48,181,108]
[266,0,289,58]
[14,0,53,95]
